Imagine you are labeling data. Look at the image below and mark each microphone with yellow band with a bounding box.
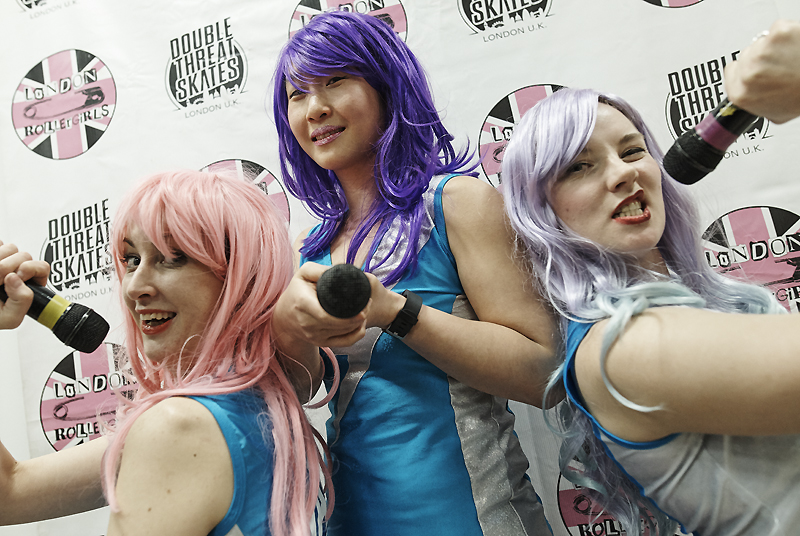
[0,282,109,353]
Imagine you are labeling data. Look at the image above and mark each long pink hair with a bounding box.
[103,170,336,536]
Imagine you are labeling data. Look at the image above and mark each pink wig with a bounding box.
[104,170,335,536]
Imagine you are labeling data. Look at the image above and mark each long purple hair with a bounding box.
[502,88,781,535]
[272,11,476,283]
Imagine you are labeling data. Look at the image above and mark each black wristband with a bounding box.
[382,290,422,339]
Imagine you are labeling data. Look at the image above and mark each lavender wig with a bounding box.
[272,11,475,283]
[502,88,782,535]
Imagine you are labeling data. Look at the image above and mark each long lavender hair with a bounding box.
[104,170,338,536]
[272,11,476,283]
[502,89,782,535]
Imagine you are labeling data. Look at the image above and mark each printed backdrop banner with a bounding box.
[2,1,800,535]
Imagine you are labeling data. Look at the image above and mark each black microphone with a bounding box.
[316,264,371,318]
[0,282,109,352]
[663,98,760,184]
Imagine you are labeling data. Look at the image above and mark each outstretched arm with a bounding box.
[0,239,107,524]
[575,306,800,443]
[725,19,800,124]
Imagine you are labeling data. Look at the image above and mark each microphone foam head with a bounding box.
[316,264,372,319]
[663,132,725,185]
[53,304,110,353]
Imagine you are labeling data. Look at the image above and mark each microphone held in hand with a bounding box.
[663,98,760,184]
[316,264,372,318]
[0,282,109,352]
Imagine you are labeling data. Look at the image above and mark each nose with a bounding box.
[606,156,639,192]
[306,92,331,121]
[124,264,156,302]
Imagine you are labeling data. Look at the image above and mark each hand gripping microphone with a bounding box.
[663,98,760,184]
[0,282,110,352]
[316,264,372,318]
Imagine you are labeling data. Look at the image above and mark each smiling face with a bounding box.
[549,103,667,270]
[120,224,224,366]
[286,73,383,180]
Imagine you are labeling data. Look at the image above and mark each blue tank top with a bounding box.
[304,175,550,536]
[190,391,327,536]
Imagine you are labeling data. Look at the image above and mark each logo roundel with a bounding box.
[166,20,248,108]
[40,342,136,451]
[289,0,408,40]
[703,206,800,313]
[459,0,552,33]
[12,50,116,160]
[479,84,564,187]
[201,159,291,224]
[642,0,704,6]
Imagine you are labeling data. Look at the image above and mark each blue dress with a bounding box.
[304,175,550,536]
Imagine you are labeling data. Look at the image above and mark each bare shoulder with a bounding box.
[442,175,501,211]
[123,397,230,469]
[130,397,218,436]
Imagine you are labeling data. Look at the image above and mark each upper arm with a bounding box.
[442,176,555,349]
[575,307,800,442]
[107,397,233,536]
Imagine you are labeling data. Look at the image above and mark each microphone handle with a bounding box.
[0,282,110,352]
[0,282,70,328]
[695,98,758,152]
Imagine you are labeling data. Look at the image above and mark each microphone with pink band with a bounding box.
[663,98,759,184]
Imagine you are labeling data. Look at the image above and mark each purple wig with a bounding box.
[272,11,476,283]
[501,88,781,535]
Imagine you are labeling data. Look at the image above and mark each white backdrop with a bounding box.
[2,1,800,535]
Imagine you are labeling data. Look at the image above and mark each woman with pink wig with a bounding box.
[0,170,337,536]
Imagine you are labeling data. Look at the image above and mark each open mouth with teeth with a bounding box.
[312,127,344,144]
[613,200,646,219]
[140,312,176,328]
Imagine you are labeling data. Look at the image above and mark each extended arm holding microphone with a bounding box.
[664,20,800,184]
[725,19,800,125]
[0,240,108,524]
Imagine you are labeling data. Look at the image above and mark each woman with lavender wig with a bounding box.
[501,87,800,536]
[270,10,556,536]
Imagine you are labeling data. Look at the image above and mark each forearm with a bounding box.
[0,437,106,524]
[272,311,324,402]
[398,303,556,407]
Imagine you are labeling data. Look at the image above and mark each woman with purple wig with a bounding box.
[0,171,338,536]
[501,87,800,536]
[270,10,556,536]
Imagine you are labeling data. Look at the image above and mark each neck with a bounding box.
[636,249,669,277]
[336,166,379,230]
